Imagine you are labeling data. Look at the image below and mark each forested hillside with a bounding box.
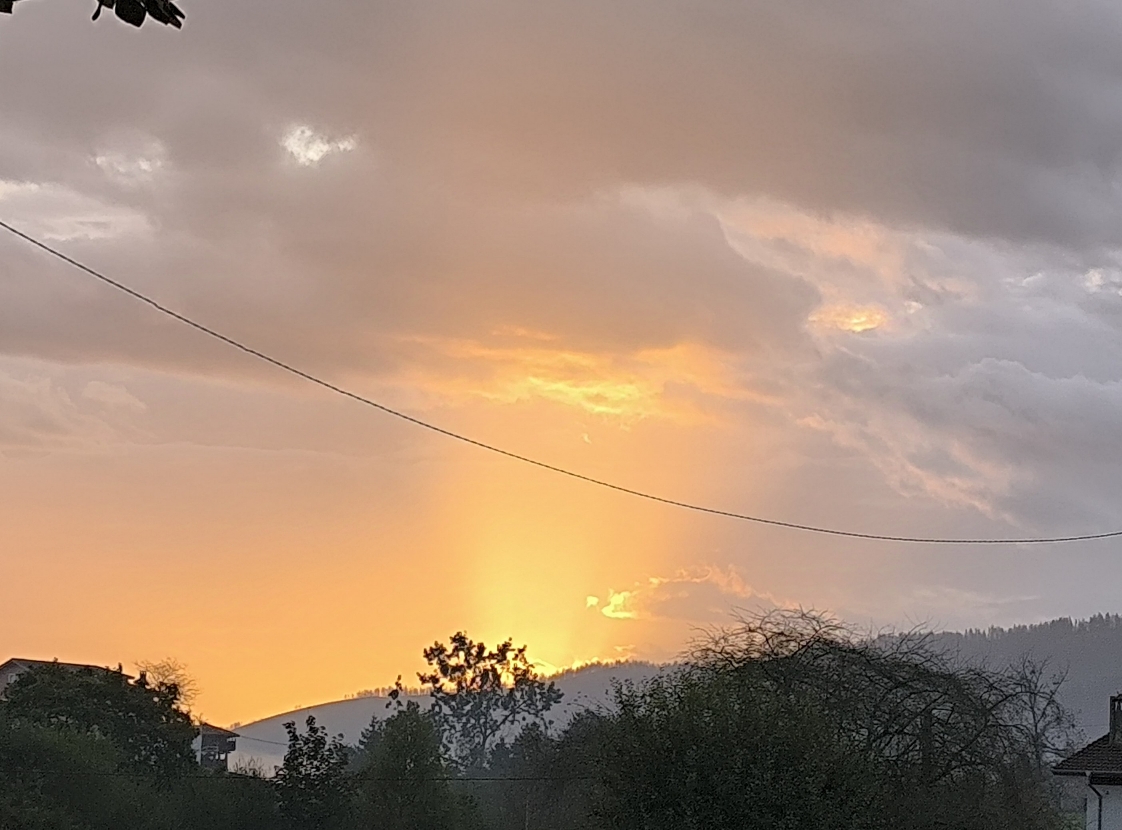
[231,615,1122,768]
[930,614,1122,737]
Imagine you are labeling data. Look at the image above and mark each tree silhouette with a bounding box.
[274,716,352,830]
[419,632,563,770]
[357,701,466,830]
[3,661,196,779]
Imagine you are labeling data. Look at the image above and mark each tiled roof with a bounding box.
[1053,735,1122,775]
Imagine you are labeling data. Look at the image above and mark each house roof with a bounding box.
[0,658,119,675]
[1053,735,1122,776]
[0,660,132,698]
[199,722,240,738]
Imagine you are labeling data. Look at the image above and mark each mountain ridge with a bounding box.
[229,616,1122,770]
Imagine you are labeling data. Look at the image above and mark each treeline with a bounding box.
[0,613,1079,829]
[929,613,1122,735]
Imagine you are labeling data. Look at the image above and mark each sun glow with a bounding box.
[396,336,767,423]
[809,304,891,333]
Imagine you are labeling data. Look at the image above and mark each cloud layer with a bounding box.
[4,0,1122,720]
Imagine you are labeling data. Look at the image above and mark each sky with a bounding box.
[4,0,1122,726]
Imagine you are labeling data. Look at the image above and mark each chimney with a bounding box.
[1110,695,1122,746]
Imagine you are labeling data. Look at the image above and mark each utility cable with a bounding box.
[234,735,288,747]
[15,769,598,781]
[3,218,1120,546]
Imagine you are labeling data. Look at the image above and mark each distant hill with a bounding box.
[926,614,1122,740]
[230,616,1122,772]
[230,661,661,773]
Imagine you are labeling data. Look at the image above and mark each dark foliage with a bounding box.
[0,617,1074,830]
[0,712,276,830]
[585,611,1067,830]
[4,662,196,779]
[274,715,353,830]
[354,700,474,829]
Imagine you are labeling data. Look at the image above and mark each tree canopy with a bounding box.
[356,700,465,830]
[419,632,563,770]
[3,661,196,779]
[274,716,353,830]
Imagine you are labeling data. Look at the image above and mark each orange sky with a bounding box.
[5,0,1122,725]
[0,344,790,723]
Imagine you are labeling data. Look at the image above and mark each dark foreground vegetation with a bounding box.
[0,613,1077,829]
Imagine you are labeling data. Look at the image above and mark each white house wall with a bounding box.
[1087,784,1122,830]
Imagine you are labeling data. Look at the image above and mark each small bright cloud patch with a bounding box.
[281,125,357,167]
[0,179,149,241]
[94,152,163,184]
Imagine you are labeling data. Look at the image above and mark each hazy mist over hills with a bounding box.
[229,615,1122,771]
[230,661,662,771]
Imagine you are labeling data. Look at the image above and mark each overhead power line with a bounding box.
[3,218,1120,546]
[235,735,289,747]
[20,768,597,782]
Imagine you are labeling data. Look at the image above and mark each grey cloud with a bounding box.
[0,365,126,453]
[1,171,819,376]
[812,343,1122,531]
[643,578,776,625]
[8,0,1122,239]
[4,0,1122,377]
[594,568,777,626]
